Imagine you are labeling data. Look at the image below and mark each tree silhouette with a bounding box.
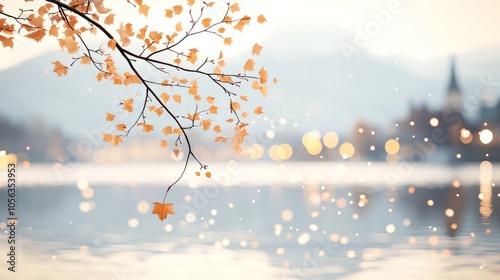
[0,0,272,220]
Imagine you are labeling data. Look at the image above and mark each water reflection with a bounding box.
[0,176,499,279]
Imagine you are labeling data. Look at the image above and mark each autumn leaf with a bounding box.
[0,35,13,48]
[80,56,91,65]
[206,96,215,104]
[213,125,222,133]
[258,67,268,84]
[173,5,183,15]
[187,49,198,64]
[123,98,134,112]
[273,77,278,84]
[105,113,115,121]
[173,148,181,157]
[173,128,183,135]
[155,108,163,117]
[253,106,263,115]
[162,126,173,135]
[187,0,195,7]
[165,9,173,18]
[160,92,170,103]
[230,3,240,12]
[116,123,126,131]
[151,202,175,221]
[160,140,168,148]
[209,105,218,114]
[26,29,46,42]
[175,22,183,32]
[243,59,255,71]
[202,18,211,28]
[257,14,267,24]
[104,14,115,25]
[188,79,198,95]
[102,132,112,143]
[139,5,150,16]
[252,43,263,55]
[205,172,212,178]
[173,95,182,104]
[52,61,68,76]
[224,37,233,46]
[142,124,154,133]
[48,25,58,37]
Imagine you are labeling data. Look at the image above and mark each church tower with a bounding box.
[446,56,462,111]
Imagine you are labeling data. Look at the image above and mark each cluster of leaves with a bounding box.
[1,0,274,221]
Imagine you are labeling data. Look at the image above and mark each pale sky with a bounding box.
[2,0,500,70]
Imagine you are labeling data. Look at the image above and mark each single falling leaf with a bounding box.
[231,101,241,111]
[116,123,127,131]
[139,5,150,16]
[105,113,115,121]
[173,58,181,65]
[252,43,263,55]
[123,98,134,112]
[52,61,68,76]
[243,59,255,71]
[195,171,201,176]
[273,77,278,84]
[173,5,183,15]
[224,37,233,46]
[253,106,263,115]
[160,140,168,148]
[206,96,215,104]
[205,172,212,178]
[252,81,260,89]
[151,202,175,221]
[218,27,225,34]
[187,0,195,6]
[104,14,115,25]
[240,95,248,101]
[165,9,173,18]
[202,18,212,28]
[257,14,267,24]
[213,125,222,133]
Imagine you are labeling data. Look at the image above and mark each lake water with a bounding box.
[1,162,500,279]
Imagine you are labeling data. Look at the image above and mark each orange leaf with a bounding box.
[240,95,248,101]
[0,35,13,48]
[151,202,175,221]
[252,43,263,56]
[273,77,278,84]
[224,37,233,46]
[252,81,260,89]
[49,25,58,37]
[195,171,201,176]
[142,124,154,133]
[175,22,183,32]
[116,123,126,131]
[213,125,222,133]
[137,25,148,39]
[202,18,211,28]
[253,106,263,115]
[107,39,116,50]
[187,0,195,6]
[123,98,134,112]
[111,135,123,147]
[162,126,173,136]
[139,5,150,16]
[206,96,215,104]
[160,140,168,148]
[52,61,68,76]
[205,172,212,178]
[173,128,183,135]
[80,56,92,65]
[173,5,183,15]
[173,58,181,65]
[26,29,46,42]
[258,67,268,84]
[218,27,225,33]
[155,108,164,117]
[243,59,255,71]
[260,84,268,97]
[165,9,173,18]
[173,95,182,104]
[230,3,240,12]
[102,132,112,142]
[187,48,198,64]
[105,113,115,121]
[104,14,115,25]
[160,92,170,103]
[257,14,267,24]
[232,101,241,111]
[209,105,218,114]
[188,79,198,95]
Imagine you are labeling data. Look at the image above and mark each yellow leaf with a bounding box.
[257,14,267,24]
[116,123,126,131]
[152,202,175,221]
[139,5,150,16]
[162,126,173,136]
[123,98,134,112]
[160,140,168,148]
[105,113,115,121]
[173,95,182,104]
[202,18,212,28]
[160,92,170,103]
[52,61,68,76]
[173,5,183,15]
[209,105,218,114]
[230,3,240,12]
[205,172,212,178]
[224,37,233,46]
[253,106,263,115]
[243,59,255,71]
[252,43,263,56]
[175,22,183,32]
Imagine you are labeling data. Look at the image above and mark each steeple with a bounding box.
[446,56,462,111]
